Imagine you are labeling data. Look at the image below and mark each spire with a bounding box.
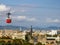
[30,25,33,36]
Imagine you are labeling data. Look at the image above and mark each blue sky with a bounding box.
[0,0,60,27]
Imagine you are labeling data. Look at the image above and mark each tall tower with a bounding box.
[30,25,33,37]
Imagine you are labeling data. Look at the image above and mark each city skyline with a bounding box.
[0,0,60,27]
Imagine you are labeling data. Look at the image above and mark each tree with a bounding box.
[25,33,30,42]
[0,40,6,45]
[56,41,60,44]
[23,42,34,45]
[12,39,20,45]
[6,41,11,45]
[12,39,24,45]
[50,42,54,44]
[42,44,45,45]
[36,42,42,45]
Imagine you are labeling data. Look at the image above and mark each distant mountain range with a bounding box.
[0,25,60,30]
[0,25,20,30]
[0,25,28,30]
[33,26,60,30]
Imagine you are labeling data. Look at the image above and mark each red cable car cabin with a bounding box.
[6,18,11,23]
[6,12,12,23]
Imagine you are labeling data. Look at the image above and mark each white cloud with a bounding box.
[17,16,26,20]
[11,4,35,13]
[27,18,36,21]
[12,16,26,20]
[0,4,10,11]
[12,16,37,22]
[13,8,27,13]
[46,18,60,23]
[20,4,38,8]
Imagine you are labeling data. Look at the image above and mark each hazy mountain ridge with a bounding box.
[0,25,60,30]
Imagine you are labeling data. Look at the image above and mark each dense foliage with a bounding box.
[0,39,44,45]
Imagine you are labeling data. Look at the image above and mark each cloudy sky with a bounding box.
[0,0,60,27]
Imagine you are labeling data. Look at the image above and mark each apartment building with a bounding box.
[12,31,26,40]
[38,32,46,44]
[0,30,20,38]
[46,37,57,45]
